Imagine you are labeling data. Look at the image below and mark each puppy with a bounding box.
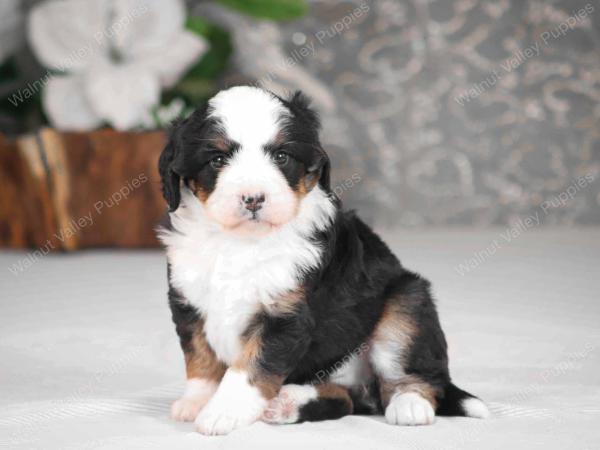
[157,86,489,435]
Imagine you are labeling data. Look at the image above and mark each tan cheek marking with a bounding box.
[194,188,210,203]
[185,325,227,382]
[295,172,319,199]
[190,137,229,204]
[187,180,210,204]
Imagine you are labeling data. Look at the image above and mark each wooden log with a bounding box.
[0,128,167,250]
[0,132,57,248]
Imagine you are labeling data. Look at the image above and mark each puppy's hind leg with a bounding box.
[262,383,353,424]
[379,378,438,426]
[369,273,448,426]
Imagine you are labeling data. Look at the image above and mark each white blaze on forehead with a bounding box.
[203,86,296,229]
[208,86,287,146]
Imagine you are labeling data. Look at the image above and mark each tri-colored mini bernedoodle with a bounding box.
[157,86,490,435]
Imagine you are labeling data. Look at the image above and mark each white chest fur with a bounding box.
[159,188,335,366]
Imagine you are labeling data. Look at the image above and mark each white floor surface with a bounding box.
[1,229,599,450]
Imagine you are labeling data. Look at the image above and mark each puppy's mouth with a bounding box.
[228,214,276,236]
[217,209,275,233]
[243,210,279,227]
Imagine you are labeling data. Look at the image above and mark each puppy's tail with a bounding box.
[436,383,491,418]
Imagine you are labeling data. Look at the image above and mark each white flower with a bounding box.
[141,97,190,129]
[0,0,23,64]
[28,0,208,131]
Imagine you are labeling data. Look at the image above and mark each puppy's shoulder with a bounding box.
[333,209,399,265]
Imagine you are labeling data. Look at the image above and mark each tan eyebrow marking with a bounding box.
[191,137,232,152]
[272,130,287,146]
[213,136,231,152]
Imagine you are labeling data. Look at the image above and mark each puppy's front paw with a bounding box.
[171,397,208,422]
[385,392,435,426]
[195,369,267,435]
[195,407,251,435]
[195,398,264,435]
[171,379,218,422]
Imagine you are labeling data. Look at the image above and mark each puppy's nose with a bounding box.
[242,193,265,212]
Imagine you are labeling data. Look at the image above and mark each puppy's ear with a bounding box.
[287,91,321,130]
[315,152,331,191]
[158,119,185,211]
[287,91,331,191]
[306,148,331,191]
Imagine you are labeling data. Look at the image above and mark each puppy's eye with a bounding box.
[273,151,289,166]
[210,155,226,169]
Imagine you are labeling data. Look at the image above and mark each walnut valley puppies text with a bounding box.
[93,173,149,215]
[7,173,148,276]
[455,3,595,105]
[455,173,596,276]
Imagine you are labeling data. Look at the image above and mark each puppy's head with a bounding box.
[159,86,330,235]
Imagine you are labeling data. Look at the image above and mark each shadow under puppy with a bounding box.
[157,86,489,435]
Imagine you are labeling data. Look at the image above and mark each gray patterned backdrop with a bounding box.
[195,0,600,227]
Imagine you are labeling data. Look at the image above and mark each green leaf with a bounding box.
[216,0,308,21]
[171,78,216,102]
[185,16,233,80]
[185,15,211,40]
[0,57,18,82]
[0,57,48,134]
[164,17,233,106]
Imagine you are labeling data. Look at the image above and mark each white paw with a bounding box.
[172,397,206,422]
[195,369,266,435]
[195,400,264,435]
[171,379,217,422]
[385,392,435,426]
[462,397,491,419]
[262,384,317,424]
